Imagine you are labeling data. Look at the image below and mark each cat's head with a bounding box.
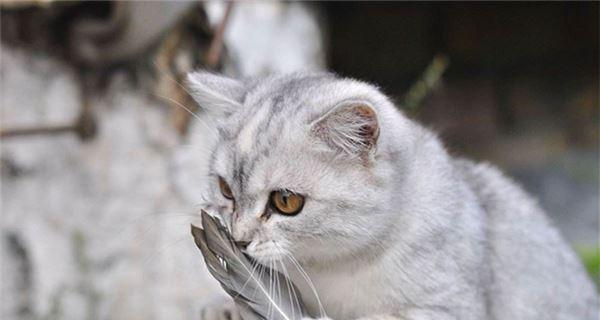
[185,72,412,267]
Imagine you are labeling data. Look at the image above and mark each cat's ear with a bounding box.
[310,101,379,159]
[186,71,245,116]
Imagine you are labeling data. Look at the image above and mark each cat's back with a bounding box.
[454,158,598,320]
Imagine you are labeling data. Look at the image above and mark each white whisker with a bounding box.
[278,258,299,319]
[222,245,290,320]
[234,259,261,300]
[275,243,327,318]
[152,93,219,137]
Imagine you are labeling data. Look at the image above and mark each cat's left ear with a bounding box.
[310,101,379,160]
[186,71,246,116]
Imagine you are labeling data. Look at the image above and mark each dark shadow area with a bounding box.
[324,2,599,245]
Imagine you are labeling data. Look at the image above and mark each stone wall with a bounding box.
[0,2,325,319]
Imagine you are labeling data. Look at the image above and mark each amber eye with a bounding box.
[218,177,234,200]
[270,190,304,215]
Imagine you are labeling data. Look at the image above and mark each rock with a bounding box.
[0,2,327,319]
[1,46,219,319]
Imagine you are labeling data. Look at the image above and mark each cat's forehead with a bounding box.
[216,74,333,147]
[213,114,309,174]
[246,73,334,105]
[211,135,314,198]
[209,72,382,189]
[211,77,325,193]
[235,74,333,122]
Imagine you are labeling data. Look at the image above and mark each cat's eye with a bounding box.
[218,177,234,200]
[270,190,304,216]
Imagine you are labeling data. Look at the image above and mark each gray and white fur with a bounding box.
[183,71,598,320]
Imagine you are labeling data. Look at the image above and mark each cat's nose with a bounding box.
[231,210,260,243]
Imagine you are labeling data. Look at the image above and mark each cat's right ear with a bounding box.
[310,101,379,161]
[186,71,246,116]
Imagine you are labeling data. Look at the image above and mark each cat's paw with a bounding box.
[199,298,242,320]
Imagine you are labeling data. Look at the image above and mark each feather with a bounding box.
[191,210,308,320]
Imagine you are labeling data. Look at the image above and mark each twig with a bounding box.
[205,1,234,68]
[1,73,96,140]
[1,124,77,138]
[0,113,96,140]
[403,54,449,114]
[169,1,234,135]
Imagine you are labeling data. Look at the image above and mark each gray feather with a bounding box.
[191,210,308,320]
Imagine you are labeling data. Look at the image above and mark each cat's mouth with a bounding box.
[244,240,286,265]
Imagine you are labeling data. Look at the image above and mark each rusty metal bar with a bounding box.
[0,124,77,138]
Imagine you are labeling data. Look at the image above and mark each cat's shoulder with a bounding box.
[451,157,544,221]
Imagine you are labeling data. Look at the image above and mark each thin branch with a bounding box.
[169,1,234,135]
[1,73,96,140]
[205,1,235,68]
[403,54,449,114]
[0,113,95,140]
[0,124,77,138]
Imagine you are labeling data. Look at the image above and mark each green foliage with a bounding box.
[402,54,449,115]
[577,245,600,290]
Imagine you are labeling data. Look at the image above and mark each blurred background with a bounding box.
[1,1,598,319]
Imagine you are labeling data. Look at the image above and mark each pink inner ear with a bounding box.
[311,102,380,159]
[352,105,380,148]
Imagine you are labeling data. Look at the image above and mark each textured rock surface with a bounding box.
[1,47,218,320]
[205,1,325,76]
[0,2,325,319]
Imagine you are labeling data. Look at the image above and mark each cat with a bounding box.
[182,71,598,320]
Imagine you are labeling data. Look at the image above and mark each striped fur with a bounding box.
[183,72,598,320]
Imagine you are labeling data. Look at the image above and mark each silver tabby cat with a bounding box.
[183,71,598,320]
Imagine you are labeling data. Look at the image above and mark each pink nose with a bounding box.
[231,213,260,243]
